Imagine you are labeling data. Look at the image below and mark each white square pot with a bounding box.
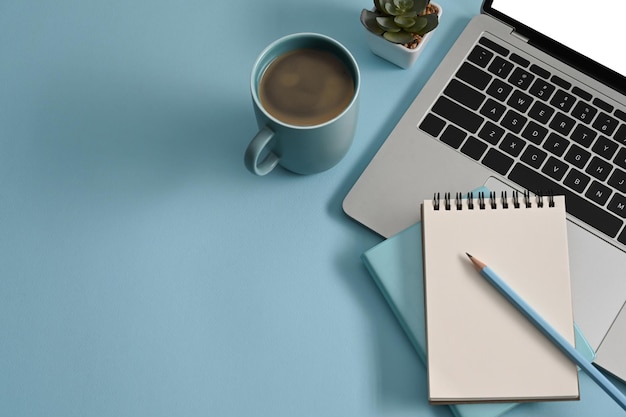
[364,2,442,69]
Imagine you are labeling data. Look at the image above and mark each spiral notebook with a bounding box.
[361,214,595,417]
[422,192,579,404]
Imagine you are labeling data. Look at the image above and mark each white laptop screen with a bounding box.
[485,0,625,94]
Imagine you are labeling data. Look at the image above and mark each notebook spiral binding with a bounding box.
[432,190,556,211]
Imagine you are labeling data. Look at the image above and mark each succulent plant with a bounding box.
[361,0,439,46]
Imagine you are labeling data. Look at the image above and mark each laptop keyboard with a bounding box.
[419,36,626,247]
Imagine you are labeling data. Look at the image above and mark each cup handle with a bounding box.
[245,126,280,176]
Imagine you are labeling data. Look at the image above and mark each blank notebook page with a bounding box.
[421,193,579,404]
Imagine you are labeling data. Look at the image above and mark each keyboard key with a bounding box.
[478,121,505,145]
[608,194,626,218]
[615,109,626,123]
[522,121,548,145]
[529,64,550,79]
[550,89,577,112]
[551,75,571,90]
[543,132,569,157]
[549,112,576,135]
[456,62,492,90]
[508,67,535,90]
[564,144,591,169]
[541,156,568,181]
[592,136,618,159]
[467,45,494,68]
[510,53,530,67]
[585,156,613,181]
[482,148,514,175]
[480,98,506,122]
[543,133,570,157]
[572,86,592,101]
[613,148,626,170]
[507,90,533,112]
[440,124,466,148]
[586,181,612,206]
[486,79,513,101]
[456,63,492,90]
[419,113,446,137]
[488,56,514,78]
[445,79,486,110]
[570,124,597,147]
[461,136,488,160]
[520,144,547,168]
[593,97,614,113]
[608,168,626,193]
[571,101,598,124]
[501,110,527,134]
[528,101,555,124]
[478,37,509,56]
[499,133,526,157]
[432,96,484,134]
[508,163,623,238]
[614,124,626,146]
[564,168,591,193]
[593,112,619,136]
[528,78,555,101]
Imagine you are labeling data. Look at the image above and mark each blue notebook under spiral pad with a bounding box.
[361,194,595,417]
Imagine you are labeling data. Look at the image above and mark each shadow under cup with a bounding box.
[246,33,360,176]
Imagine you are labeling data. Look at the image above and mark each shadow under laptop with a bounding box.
[339,13,478,180]
[325,12,478,234]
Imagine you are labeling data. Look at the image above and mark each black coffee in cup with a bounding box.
[258,48,355,127]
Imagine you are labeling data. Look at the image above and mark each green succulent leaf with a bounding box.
[411,0,429,13]
[384,1,401,16]
[412,12,439,35]
[361,9,385,35]
[394,0,414,12]
[383,30,415,44]
[406,16,427,33]
[376,16,401,31]
[394,15,416,28]
[398,10,417,18]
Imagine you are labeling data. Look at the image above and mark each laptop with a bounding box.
[343,0,626,383]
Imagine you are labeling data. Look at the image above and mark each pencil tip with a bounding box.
[466,253,486,269]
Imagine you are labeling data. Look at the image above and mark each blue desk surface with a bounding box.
[2,0,625,416]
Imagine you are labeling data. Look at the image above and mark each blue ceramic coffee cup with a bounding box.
[245,33,360,176]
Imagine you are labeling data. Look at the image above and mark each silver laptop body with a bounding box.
[344,1,626,382]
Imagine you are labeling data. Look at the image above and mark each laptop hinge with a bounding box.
[511,30,529,43]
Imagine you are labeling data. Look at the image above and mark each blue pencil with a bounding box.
[466,253,626,412]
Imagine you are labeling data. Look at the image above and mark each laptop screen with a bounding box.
[484,0,626,95]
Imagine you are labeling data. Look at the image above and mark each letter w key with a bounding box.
[507,90,533,112]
